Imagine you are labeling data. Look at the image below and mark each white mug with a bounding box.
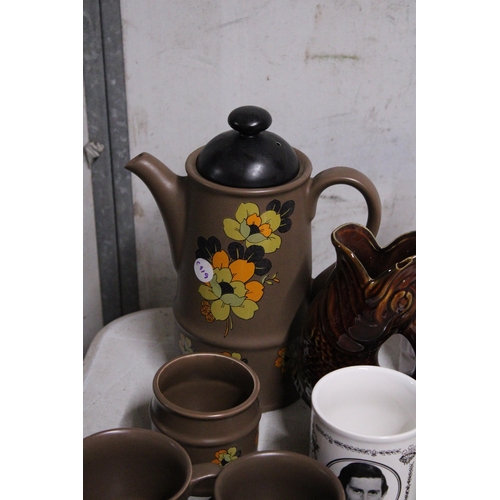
[310,366,416,500]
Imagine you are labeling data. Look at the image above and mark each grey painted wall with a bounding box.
[122,0,415,309]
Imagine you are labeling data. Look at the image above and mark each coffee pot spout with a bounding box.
[125,152,187,270]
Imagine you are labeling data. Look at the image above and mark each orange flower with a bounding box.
[229,258,255,283]
[246,213,272,237]
[212,250,230,270]
[275,347,288,373]
[245,281,264,302]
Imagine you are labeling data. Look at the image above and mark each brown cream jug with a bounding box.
[126,106,382,411]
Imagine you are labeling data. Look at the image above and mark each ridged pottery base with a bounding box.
[174,321,299,412]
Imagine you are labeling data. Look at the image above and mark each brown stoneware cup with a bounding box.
[83,427,220,500]
[213,450,346,499]
[150,352,261,496]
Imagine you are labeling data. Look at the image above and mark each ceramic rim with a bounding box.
[311,365,416,443]
[152,352,261,420]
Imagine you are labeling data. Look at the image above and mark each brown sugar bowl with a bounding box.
[150,353,262,496]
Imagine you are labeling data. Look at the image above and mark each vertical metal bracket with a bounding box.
[83,0,139,324]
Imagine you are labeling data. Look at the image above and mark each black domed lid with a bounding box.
[196,106,300,188]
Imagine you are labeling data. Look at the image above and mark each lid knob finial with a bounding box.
[228,106,272,136]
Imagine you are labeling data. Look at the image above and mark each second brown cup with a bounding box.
[150,353,261,496]
[213,450,346,499]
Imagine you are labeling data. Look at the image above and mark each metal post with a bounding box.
[83,0,139,324]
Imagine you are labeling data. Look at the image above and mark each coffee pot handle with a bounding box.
[308,167,382,295]
[308,166,382,233]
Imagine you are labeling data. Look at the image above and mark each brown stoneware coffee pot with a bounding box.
[126,106,382,411]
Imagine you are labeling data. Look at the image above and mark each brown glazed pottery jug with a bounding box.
[294,223,416,405]
[126,106,382,411]
[150,353,261,496]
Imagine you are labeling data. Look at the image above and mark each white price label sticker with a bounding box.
[194,258,214,283]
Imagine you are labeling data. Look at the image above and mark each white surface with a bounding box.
[84,307,312,499]
[83,308,311,451]
[83,307,312,435]
[84,307,414,498]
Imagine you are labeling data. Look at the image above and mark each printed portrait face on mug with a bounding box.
[338,461,389,499]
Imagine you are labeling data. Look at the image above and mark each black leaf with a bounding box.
[244,245,265,263]
[228,242,245,261]
[254,258,272,276]
[267,199,281,213]
[208,236,222,251]
[278,218,292,233]
[279,200,295,218]
[195,237,209,260]
[197,236,208,248]
[196,236,221,261]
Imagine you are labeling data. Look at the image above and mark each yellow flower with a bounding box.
[211,447,241,466]
[223,202,282,253]
[221,351,248,364]
[179,334,193,354]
